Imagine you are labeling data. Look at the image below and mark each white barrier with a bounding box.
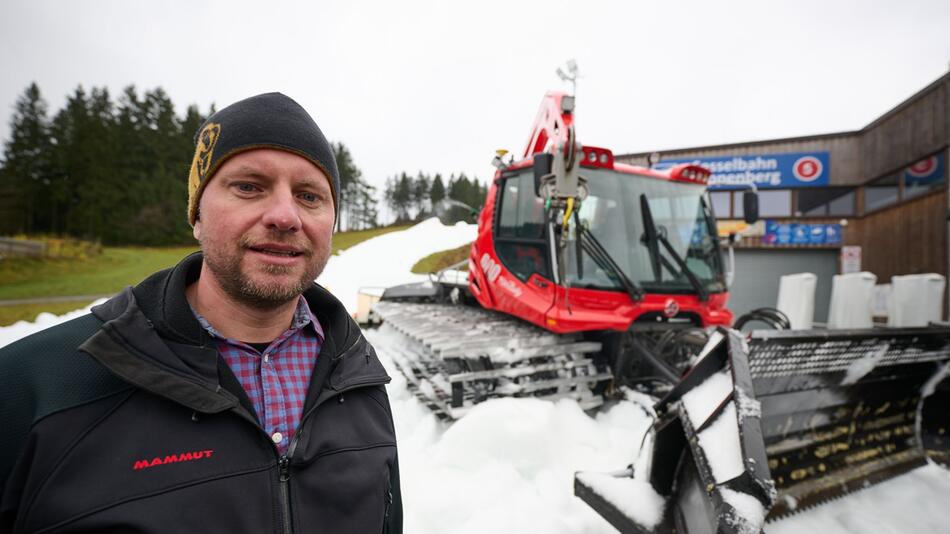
[776,273,817,330]
[828,272,877,329]
[888,274,946,327]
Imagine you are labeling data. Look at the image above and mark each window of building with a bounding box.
[864,173,899,212]
[796,187,856,217]
[709,191,731,218]
[735,189,791,218]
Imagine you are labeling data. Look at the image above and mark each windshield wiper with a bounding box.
[576,224,644,302]
[639,194,709,301]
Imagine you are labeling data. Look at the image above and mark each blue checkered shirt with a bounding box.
[192,297,324,455]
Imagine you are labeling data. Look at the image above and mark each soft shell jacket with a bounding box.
[0,253,402,534]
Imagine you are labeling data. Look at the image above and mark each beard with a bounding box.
[201,231,329,310]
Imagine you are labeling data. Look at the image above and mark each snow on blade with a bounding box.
[575,471,666,529]
[681,368,733,429]
[841,344,888,385]
[722,488,766,534]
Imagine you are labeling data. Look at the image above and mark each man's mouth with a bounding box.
[247,245,305,257]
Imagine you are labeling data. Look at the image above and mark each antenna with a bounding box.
[556,59,579,96]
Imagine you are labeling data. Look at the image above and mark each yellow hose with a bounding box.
[562,197,574,228]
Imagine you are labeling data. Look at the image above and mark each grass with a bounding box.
[0,300,99,326]
[331,224,412,254]
[411,243,472,274]
[0,224,413,326]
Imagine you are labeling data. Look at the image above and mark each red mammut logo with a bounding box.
[133,450,215,471]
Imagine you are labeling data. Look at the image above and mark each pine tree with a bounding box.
[430,173,446,205]
[1,82,53,234]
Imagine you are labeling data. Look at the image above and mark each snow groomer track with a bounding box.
[373,301,612,419]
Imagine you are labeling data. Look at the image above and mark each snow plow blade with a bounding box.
[575,326,950,533]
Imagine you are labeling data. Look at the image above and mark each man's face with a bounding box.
[193,148,334,309]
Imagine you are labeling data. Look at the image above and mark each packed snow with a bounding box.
[3,217,950,533]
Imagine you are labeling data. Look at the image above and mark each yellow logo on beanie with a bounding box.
[187,122,221,225]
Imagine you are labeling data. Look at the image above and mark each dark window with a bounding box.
[495,242,549,281]
[497,173,545,239]
[495,172,549,281]
[709,191,730,218]
[796,187,856,217]
[735,189,791,218]
[865,173,899,212]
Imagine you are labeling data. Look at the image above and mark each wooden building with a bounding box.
[617,71,949,321]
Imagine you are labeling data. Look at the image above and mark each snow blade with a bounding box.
[575,325,950,533]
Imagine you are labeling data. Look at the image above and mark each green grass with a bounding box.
[0,300,98,326]
[0,246,199,301]
[411,243,472,274]
[0,224,412,326]
[331,224,412,254]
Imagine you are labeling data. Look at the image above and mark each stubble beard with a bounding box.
[201,232,329,310]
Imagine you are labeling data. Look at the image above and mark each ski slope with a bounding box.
[2,218,950,533]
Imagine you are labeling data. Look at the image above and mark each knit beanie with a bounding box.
[186,92,339,226]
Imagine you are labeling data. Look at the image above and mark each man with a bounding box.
[0,93,402,533]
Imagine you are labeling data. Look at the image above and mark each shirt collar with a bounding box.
[190,296,324,343]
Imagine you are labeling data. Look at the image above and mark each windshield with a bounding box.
[562,168,724,293]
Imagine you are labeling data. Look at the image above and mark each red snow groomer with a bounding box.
[372,92,950,533]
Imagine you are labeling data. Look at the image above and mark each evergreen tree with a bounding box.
[332,142,378,230]
[412,171,431,219]
[1,82,53,234]
[430,173,445,205]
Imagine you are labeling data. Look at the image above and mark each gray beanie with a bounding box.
[187,92,339,225]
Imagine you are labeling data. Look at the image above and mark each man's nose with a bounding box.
[261,189,301,232]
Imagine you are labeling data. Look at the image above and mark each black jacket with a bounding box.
[0,253,402,534]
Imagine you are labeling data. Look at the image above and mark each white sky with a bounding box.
[2,0,949,196]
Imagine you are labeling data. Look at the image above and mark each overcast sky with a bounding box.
[2,0,949,196]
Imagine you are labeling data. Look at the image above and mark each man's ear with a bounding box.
[193,217,202,241]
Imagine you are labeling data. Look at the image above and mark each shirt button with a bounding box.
[271,432,284,444]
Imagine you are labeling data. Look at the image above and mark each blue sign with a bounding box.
[763,220,842,246]
[904,153,945,187]
[654,152,830,190]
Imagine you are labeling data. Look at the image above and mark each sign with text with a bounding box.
[654,152,830,190]
[763,220,842,246]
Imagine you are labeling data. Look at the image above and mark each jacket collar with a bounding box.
[81,252,390,414]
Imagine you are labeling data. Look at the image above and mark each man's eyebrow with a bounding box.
[226,165,270,178]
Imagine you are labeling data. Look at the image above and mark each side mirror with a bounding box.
[533,153,553,197]
[743,191,759,224]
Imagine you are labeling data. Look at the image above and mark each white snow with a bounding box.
[721,487,766,534]
[0,298,107,349]
[574,471,666,529]
[320,217,476,315]
[697,401,746,483]
[841,344,888,385]
[4,218,950,533]
[681,367,733,429]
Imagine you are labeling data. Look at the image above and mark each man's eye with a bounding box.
[236,183,257,193]
[300,192,318,203]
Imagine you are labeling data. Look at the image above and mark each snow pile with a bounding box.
[320,217,476,314]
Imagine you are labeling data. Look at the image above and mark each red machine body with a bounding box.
[467,92,733,335]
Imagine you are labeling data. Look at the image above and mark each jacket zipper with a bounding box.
[275,376,390,534]
[278,455,293,534]
[382,488,393,534]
